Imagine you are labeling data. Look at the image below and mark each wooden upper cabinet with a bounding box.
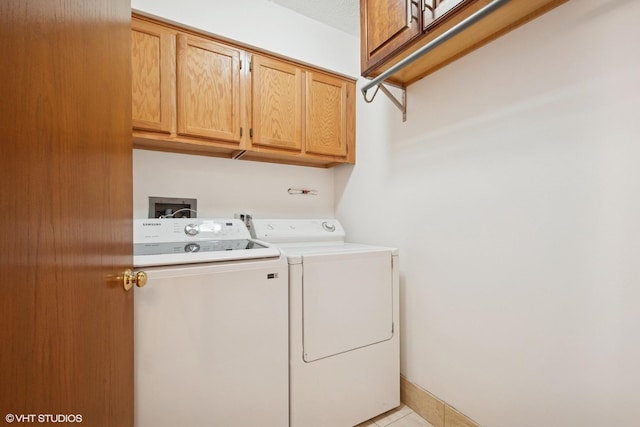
[176,34,243,143]
[360,0,422,74]
[251,54,303,151]
[131,18,175,133]
[131,14,356,167]
[361,0,568,84]
[305,72,350,157]
[250,57,355,164]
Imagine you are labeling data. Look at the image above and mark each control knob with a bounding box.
[184,243,200,253]
[184,224,200,236]
[322,221,336,232]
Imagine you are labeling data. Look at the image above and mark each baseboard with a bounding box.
[400,376,480,427]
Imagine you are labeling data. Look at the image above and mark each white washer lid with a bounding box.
[133,218,281,266]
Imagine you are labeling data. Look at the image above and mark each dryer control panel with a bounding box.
[251,219,346,244]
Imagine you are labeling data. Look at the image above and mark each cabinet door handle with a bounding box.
[407,0,420,27]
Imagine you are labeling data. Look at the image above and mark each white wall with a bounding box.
[133,150,335,218]
[131,0,359,219]
[336,0,640,426]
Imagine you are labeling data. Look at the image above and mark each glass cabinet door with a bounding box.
[424,0,472,31]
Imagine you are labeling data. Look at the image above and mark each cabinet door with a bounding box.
[361,0,422,74]
[424,0,471,30]
[131,19,175,133]
[305,72,349,157]
[176,34,242,143]
[251,55,303,151]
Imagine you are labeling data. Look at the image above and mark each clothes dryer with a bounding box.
[252,219,400,427]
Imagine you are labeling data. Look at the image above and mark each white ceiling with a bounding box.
[267,0,360,36]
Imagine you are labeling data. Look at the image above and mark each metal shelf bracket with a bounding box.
[361,0,510,122]
[363,82,407,122]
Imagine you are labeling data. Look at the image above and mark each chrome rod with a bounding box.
[361,0,511,97]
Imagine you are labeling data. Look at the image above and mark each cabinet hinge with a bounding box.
[250,128,253,138]
[240,127,243,137]
[240,59,243,70]
[249,61,252,72]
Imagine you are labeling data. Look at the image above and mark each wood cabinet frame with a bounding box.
[176,34,243,143]
[361,0,569,86]
[360,0,423,75]
[131,13,356,168]
[131,19,176,134]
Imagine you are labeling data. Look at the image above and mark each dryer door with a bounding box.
[301,249,393,362]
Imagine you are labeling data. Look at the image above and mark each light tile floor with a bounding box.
[355,404,435,427]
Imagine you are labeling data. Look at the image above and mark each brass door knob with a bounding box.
[123,269,148,291]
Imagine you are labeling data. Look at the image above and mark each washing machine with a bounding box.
[133,218,288,427]
[252,219,400,427]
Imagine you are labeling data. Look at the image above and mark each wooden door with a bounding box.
[0,1,134,426]
[360,0,422,74]
[251,55,303,151]
[305,72,350,158]
[176,34,243,144]
[132,18,176,134]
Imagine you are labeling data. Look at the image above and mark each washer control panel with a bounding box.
[134,218,250,243]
